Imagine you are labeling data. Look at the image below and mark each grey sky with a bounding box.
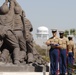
[0,0,76,38]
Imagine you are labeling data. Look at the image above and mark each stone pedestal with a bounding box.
[0,63,35,72]
[0,62,49,72]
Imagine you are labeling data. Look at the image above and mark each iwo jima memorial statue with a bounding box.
[0,0,48,72]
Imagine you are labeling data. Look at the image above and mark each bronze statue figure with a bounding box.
[0,0,45,66]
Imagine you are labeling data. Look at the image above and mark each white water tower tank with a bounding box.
[36,26,49,39]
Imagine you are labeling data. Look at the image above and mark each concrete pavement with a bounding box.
[0,72,49,75]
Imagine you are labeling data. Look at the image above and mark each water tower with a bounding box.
[36,26,49,39]
[35,26,49,47]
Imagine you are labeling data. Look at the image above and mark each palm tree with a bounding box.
[70,29,76,36]
[64,30,69,37]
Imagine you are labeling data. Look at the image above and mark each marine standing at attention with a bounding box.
[46,29,60,75]
[67,35,75,75]
[59,31,68,75]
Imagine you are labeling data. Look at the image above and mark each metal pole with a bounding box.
[46,45,47,56]
[43,65,46,75]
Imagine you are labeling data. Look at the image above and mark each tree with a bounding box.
[70,29,76,36]
[64,30,69,37]
[70,29,75,35]
[64,29,76,36]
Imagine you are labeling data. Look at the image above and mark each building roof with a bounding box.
[37,26,49,34]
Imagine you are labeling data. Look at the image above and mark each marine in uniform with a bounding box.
[59,31,68,75]
[46,29,60,75]
[67,35,75,75]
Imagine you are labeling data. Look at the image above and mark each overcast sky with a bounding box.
[0,0,76,38]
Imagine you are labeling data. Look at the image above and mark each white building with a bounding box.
[35,26,49,47]
[36,26,49,39]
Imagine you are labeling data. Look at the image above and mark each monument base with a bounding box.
[0,62,35,72]
[0,62,49,72]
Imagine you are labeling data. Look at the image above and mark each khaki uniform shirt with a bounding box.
[47,36,60,48]
[59,37,68,49]
[67,40,74,52]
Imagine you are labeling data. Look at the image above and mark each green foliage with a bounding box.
[64,30,69,37]
[70,29,76,36]
[42,56,50,62]
[64,29,76,37]
[34,44,46,55]
[34,43,49,62]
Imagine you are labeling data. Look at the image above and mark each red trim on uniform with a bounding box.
[66,49,68,74]
[56,49,60,75]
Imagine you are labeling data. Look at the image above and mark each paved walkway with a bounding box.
[0,72,75,75]
[0,72,49,75]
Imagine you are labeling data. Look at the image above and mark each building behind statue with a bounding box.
[35,26,49,49]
